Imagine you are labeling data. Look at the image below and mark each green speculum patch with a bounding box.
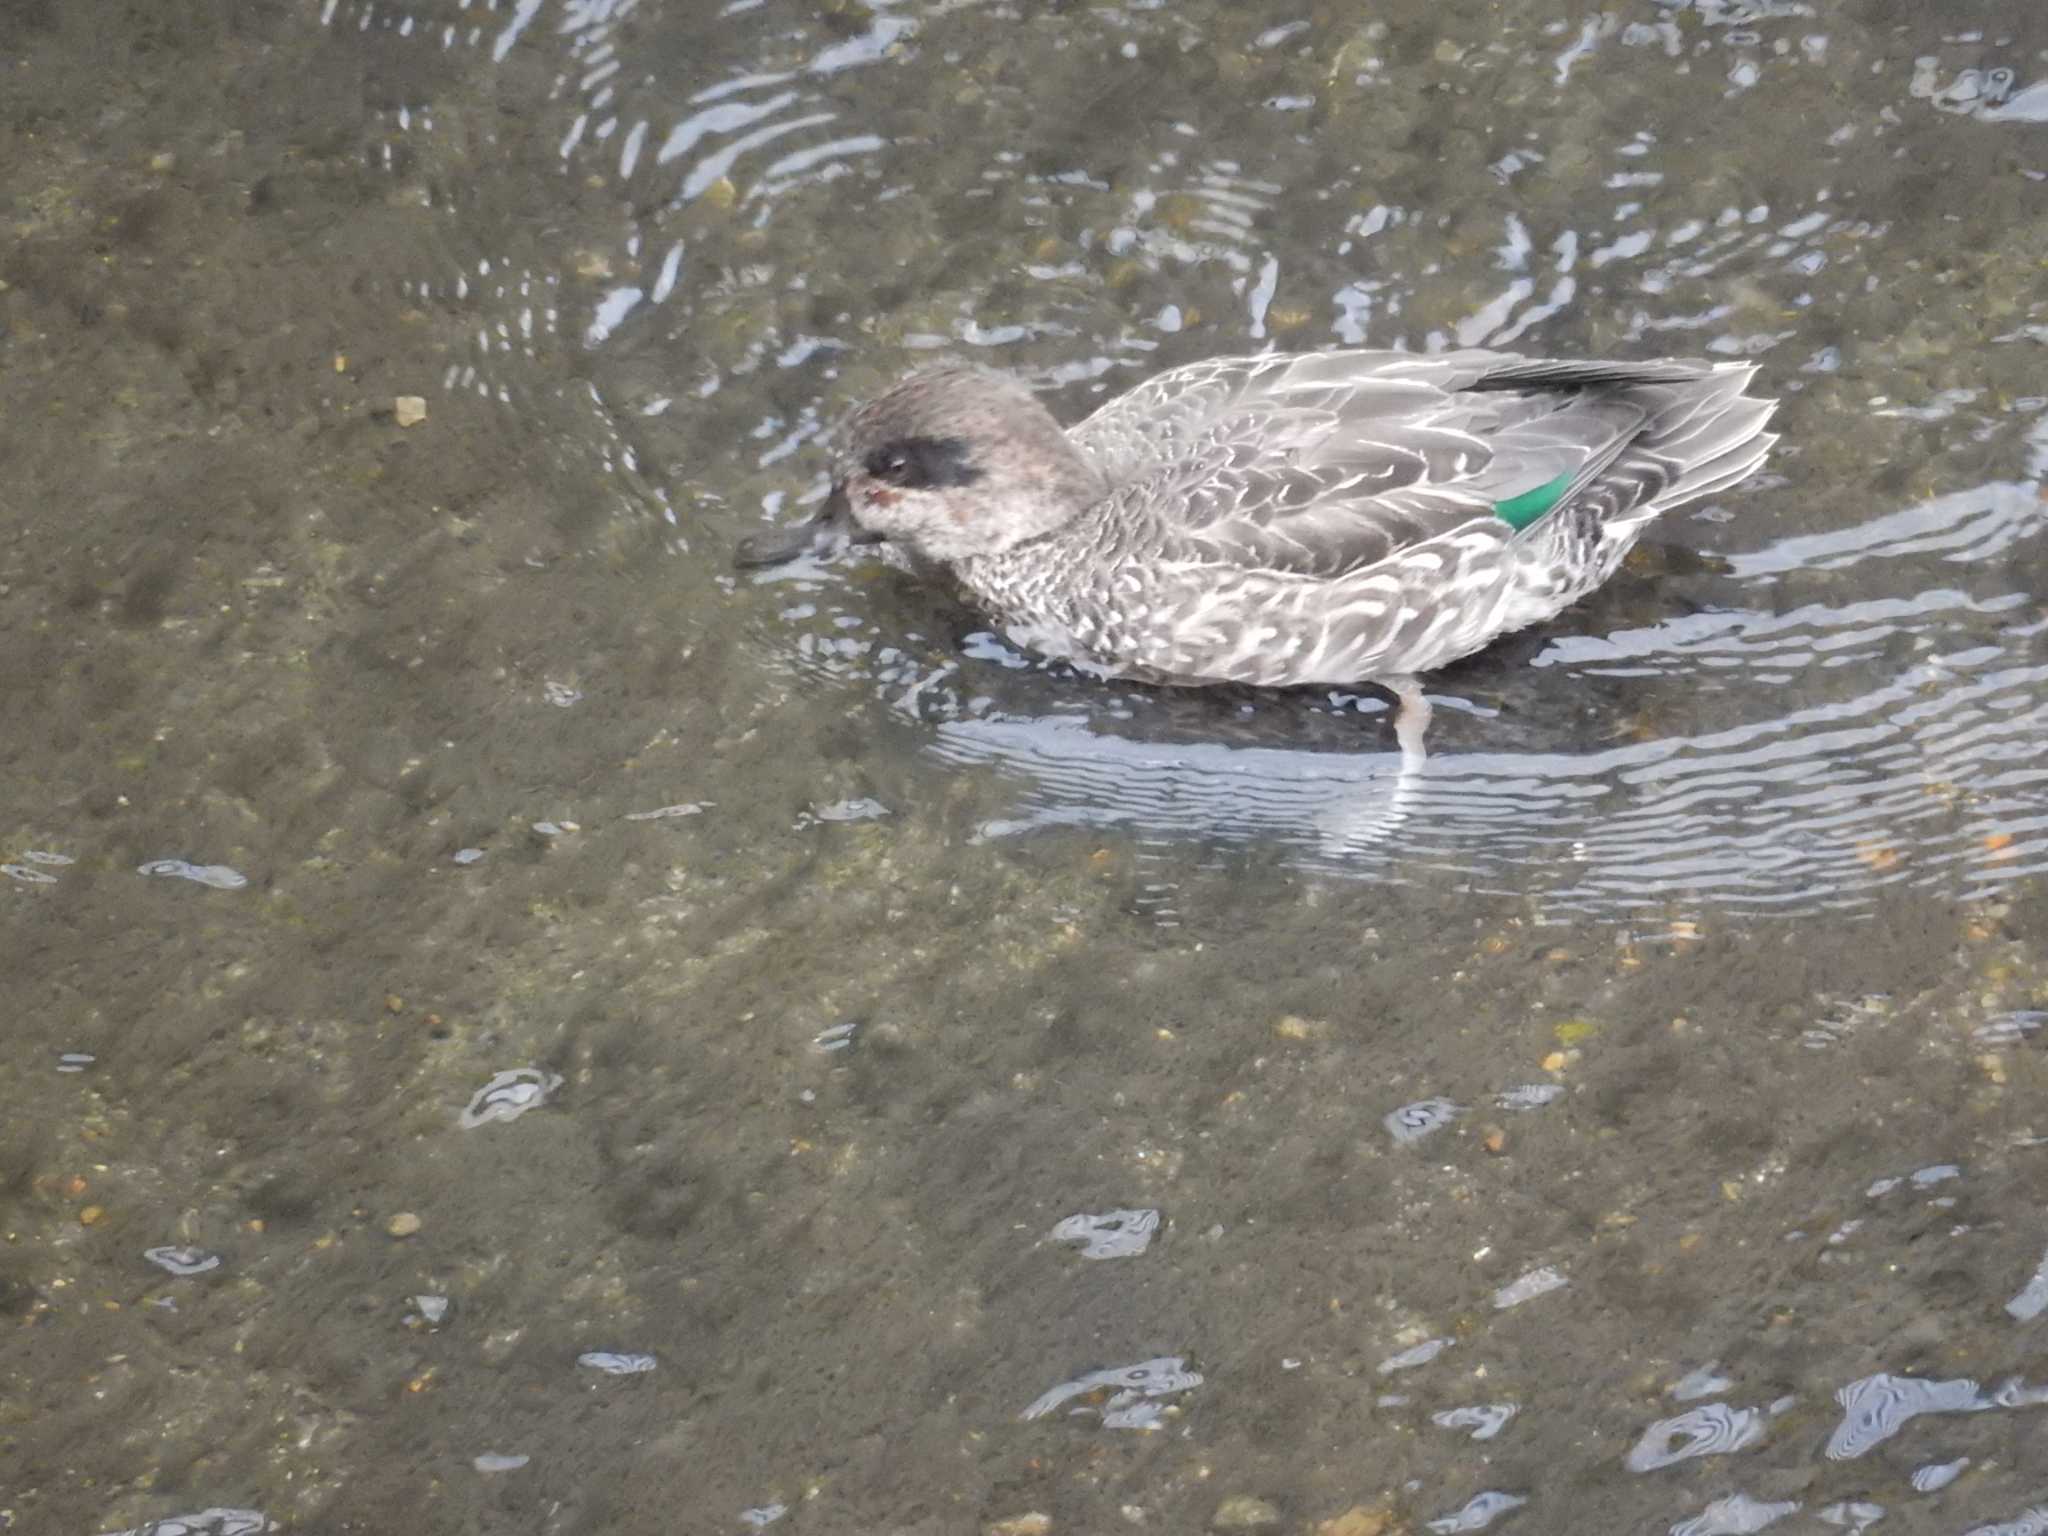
[1493,472,1573,531]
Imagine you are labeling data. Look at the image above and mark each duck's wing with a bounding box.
[1076,349,1771,581]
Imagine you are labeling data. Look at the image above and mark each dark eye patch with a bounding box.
[863,435,983,490]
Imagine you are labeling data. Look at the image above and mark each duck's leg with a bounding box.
[1385,675,1433,766]
[1315,675,1432,855]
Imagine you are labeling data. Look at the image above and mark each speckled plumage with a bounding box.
[741,347,1778,700]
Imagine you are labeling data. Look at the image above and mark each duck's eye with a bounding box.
[865,444,919,486]
[860,435,982,491]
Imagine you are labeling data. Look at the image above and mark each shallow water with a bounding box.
[3,1,2047,1532]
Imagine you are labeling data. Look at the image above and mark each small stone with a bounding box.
[1273,1014,1326,1041]
[393,396,427,428]
[986,1516,1054,1536]
[1317,1508,1393,1536]
[386,1211,423,1238]
[384,994,405,1014]
[79,1205,106,1226]
[149,151,177,173]
[1481,1126,1506,1154]
[1212,1495,1282,1531]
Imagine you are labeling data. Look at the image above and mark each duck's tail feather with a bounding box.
[1494,361,1777,539]
[1626,363,1779,519]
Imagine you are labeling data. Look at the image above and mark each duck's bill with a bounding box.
[732,487,881,569]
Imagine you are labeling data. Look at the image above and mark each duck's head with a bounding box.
[735,365,1105,569]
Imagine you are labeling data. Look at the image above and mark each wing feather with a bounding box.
[1069,347,1753,584]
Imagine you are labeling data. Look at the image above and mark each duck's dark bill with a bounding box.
[733,488,879,569]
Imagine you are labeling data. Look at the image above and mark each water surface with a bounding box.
[4,1,2047,1532]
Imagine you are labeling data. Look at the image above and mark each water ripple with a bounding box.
[1820,1371,2048,1459]
[1626,1401,1770,1472]
[1670,1494,1801,1536]
[1427,1492,1528,1534]
[310,0,2048,926]
[1020,1356,1203,1429]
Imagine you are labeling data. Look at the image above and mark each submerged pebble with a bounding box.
[1211,1494,1281,1531]
[1315,1510,1395,1536]
[474,1452,529,1472]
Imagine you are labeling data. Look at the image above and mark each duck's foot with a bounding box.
[1385,675,1432,767]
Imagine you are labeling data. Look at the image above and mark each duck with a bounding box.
[736,348,1778,756]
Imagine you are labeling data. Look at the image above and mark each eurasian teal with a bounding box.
[738,348,1777,753]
